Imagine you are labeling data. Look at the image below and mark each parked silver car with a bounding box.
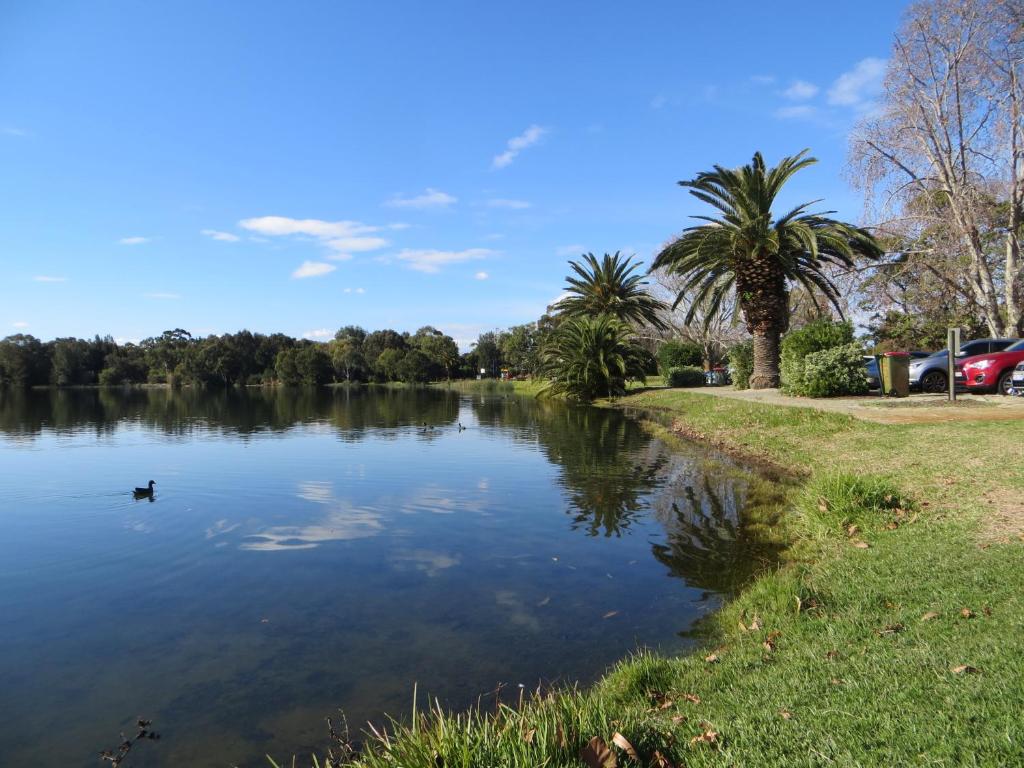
[908,338,1020,393]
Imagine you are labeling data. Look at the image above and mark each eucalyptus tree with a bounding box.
[553,251,669,330]
[652,150,881,388]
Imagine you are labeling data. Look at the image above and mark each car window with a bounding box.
[958,341,985,356]
[1005,340,1024,352]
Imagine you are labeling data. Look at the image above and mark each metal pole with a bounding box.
[947,327,960,402]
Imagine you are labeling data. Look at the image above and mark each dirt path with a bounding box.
[672,387,1024,424]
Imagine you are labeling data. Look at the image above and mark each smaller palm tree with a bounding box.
[553,252,669,330]
[539,314,653,401]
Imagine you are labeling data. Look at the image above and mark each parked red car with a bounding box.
[957,339,1024,395]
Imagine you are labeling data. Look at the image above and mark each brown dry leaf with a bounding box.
[960,608,976,619]
[689,729,718,747]
[555,723,567,749]
[671,715,686,725]
[651,751,675,768]
[704,653,719,664]
[658,698,675,711]
[920,611,940,621]
[523,728,536,744]
[817,497,829,512]
[847,524,859,537]
[851,540,870,549]
[779,709,792,720]
[581,736,617,768]
[951,665,980,675]
[983,605,993,617]
[612,732,639,761]
[830,678,845,686]
[825,649,840,660]
[683,693,701,704]
[763,630,781,652]
[885,521,899,531]
[603,611,620,620]
[876,623,905,636]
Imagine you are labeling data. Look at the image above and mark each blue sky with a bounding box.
[0,1,907,349]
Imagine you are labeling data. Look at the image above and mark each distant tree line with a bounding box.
[0,323,565,389]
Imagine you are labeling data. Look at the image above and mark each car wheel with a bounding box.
[997,370,1014,396]
[920,370,947,393]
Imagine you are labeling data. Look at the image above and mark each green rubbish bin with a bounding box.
[880,352,910,397]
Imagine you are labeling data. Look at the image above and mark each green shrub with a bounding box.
[789,342,868,397]
[657,340,703,374]
[666,365,705,387]
[728,340,753,389]
[781,320,856,394]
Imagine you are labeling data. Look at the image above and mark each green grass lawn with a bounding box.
[278,391,1024,767]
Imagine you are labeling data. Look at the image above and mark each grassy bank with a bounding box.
[279,391,1024,767]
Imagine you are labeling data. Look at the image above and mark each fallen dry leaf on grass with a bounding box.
[825,649,840,660]
[522,728,535,744]
[581,736,617,768]
[689,728,718,747]
[830,678,845,686]
[847,524,859,537]
[763,630,781,652]
[682,693,701,704]
[612,732,639,761]
[920,611,940,621]
[651,751,675,768]
[779,709,792,720]
[704,653,719,663]
[960,608,975,619]
[876,623,905,636]
[851,540,870,549]
[952,665,980,675]
[749,615,762,631]
[671,714,686,725]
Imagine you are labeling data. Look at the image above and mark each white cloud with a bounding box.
[474,271,489,280]
[240,216,377,239]
[774,105,818,120]
[201,229,240,242]
[119,236,150,245]
[144,292,181,300]
[240,216,389,257]
[12,321,28,328]
[292,261,337,279]
[326,236,388,253]
[2,126,28,137]
[828,57,886,107]
[342,287,366,294]
[396,248,492,274]
[388,222,411,230]
[492,124,546,169]
[486,198,531,210]
[385,188,457,209]
[556,244,587,257]
[33,275,67,283]
[303,328,333,340]
[783,80,819,100]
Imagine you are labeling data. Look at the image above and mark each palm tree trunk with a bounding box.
[749,326,781,388]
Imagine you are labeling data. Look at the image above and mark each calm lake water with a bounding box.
[0,386,781,766]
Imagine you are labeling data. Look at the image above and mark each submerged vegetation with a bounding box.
[272,391,1024,767]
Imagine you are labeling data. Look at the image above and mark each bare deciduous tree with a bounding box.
[850,0,1024,335]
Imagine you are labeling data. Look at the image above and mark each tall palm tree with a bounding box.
[652,150,882,388]
[553,252,669,330]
